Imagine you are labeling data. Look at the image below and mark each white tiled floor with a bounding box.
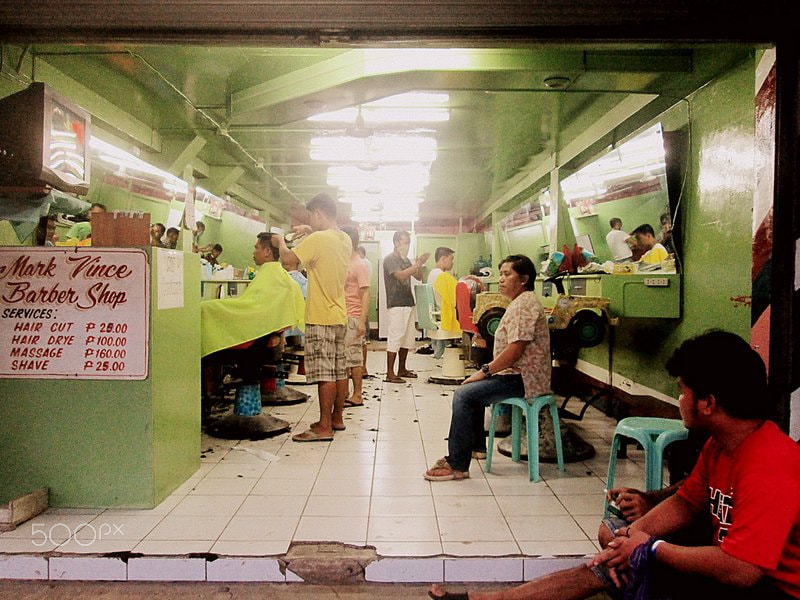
[0,351,650,565]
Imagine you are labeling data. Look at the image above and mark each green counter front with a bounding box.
[536,272,681,318]
[0,248,201,508]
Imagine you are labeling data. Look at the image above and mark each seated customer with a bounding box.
[631,223,669,265]
[164,227,179,249]
[426,246,462,359]
[202,243,224,266]
[150,222,166,247]
[424,254,550,481]
[201,233,305,398]
[431,330,800,600]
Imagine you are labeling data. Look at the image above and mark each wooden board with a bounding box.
[0,487,49,532]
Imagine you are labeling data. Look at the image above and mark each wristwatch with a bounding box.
[480,363,492,378]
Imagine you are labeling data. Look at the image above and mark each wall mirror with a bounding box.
[560,123,677,267]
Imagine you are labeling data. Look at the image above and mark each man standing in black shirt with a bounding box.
[382,230,429,383]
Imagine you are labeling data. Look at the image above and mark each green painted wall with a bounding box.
[359,240,381,324]
[417,233,489,280]
[83,180,268,271]
[503,222,548,265]
[578,57,756,396]
[218,212,269,270]
[0,249,200,507]
[456,233,489,276]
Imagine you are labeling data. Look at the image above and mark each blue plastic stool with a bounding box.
[603,417,688,516]
[485,394,565,482]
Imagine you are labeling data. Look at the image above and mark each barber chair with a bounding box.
[283,348,311,385]
[414,284,465,384]
[204,334,292,440]
[260,362,310,406]
[455,280,483,368]
[543,273,616,422]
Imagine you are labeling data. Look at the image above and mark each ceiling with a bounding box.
[3,43,752,227]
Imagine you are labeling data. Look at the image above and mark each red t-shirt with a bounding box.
[677,421,800,597]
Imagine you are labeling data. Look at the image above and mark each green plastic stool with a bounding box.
[485,394,565,482]
[603,417,688,516]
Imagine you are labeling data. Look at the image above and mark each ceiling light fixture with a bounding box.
[543,76,572,89]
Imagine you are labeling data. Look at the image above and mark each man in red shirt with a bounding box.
[431,330,800,600]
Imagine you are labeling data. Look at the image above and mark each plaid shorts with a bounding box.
[304,323,347,383]
[344,317,365,369]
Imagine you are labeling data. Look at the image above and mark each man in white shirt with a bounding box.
[605,217,633,262]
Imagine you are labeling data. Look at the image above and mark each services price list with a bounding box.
[0,248,149,380]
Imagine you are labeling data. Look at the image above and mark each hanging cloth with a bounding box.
[432,271,462,334]
[201,261,305,357]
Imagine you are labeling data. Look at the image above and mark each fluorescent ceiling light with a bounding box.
[310,135,437,163]
[91,137,183,184]
[351,213,420,223]
[343,200,424,214]
[560,124,667,201]
[328,164,431,194]
[309,92,450,123]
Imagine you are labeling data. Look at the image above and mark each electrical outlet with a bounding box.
[644,277,669,287]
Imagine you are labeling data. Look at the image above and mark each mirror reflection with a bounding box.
[563,124,676,270]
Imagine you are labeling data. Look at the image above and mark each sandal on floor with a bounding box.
[384,375,405,383]
[292,429,334,442]
[344,399,364,407]
[429,586,469,600]
[311,421,345,431]
[398,370,418,378]
[424,459,470,481]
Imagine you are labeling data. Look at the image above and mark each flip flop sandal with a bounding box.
[398,370,418,378]
[428,591,469,600]
[311,421,346,431]
[344,399,364,407]
[384,375,405,383]
[292,429,334,442]
[423,464,470,482]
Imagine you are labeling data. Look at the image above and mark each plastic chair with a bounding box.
[603,417,688,516]
[485,394,565,482]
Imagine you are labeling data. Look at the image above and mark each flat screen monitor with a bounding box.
[0,82,91,195]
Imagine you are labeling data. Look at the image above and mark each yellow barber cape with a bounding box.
[432,271,462,334]
[201,261,305,357]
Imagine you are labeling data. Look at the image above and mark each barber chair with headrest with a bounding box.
[415,283,465,384]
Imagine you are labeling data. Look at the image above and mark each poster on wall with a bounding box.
[156,248,184,310]
[0,247,150,380]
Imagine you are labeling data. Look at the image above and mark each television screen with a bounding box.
[47,101,87,186]
[0,82,91,196]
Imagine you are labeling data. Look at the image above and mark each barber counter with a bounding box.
[0,247,201,508]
